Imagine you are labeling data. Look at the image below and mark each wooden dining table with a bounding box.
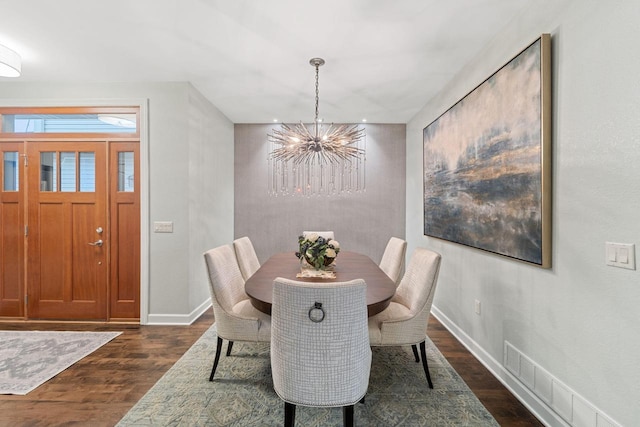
[245,251,396,316]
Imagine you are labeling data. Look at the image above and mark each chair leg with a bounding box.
[419,340,434,389]
[343,405,354,427]
[284,402,296,427]
[411,344,420,362]
[209,337,223,381]
[226,340,234,356]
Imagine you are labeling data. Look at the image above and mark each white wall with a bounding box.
[407,1,640,426]
[0,82,234,324]
[187,85,235,318]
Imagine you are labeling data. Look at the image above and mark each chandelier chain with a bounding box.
[314,63,320,124]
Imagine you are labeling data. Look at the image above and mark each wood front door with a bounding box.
[26,141,108,320]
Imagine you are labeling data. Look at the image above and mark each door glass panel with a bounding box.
[40,152,57,192]
[79,152,95,192]
[3,152,19,191]
[60,152,76,192]
[118,152,134,192]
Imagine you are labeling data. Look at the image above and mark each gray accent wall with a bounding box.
[234,123,406,264]
[406,1,640,426]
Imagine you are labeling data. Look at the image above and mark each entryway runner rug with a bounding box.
[0,330,121,395]
[117,325,498,426]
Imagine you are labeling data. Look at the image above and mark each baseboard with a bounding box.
[146,299,211,325]
[431,305,569,427]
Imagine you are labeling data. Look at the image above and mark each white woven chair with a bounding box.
[203,244,271,381]
[368,247,441,388]
[271,277,371,427]
[378,237,407,286]
[302,230,335,241]
[233,236,260,281]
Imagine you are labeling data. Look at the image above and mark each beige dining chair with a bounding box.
[271,277,371,427]
[203,244,271,381]
[368,247,441,388]
[378,237,407,286]
[303,230,335,240]
[233,236,260,281]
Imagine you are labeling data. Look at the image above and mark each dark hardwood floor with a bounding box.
[426,317,543,426]
[0,310,542,426]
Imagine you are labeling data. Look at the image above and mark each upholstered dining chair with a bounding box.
[378,237,407,286]
[203,244,271,381]
[233,236,260,281]
[303,230,335,240]
[271,277,371,427]
[368,247,441,388]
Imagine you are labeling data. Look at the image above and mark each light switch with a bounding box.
[605,242,636,270]
[153,221,174,233]
[618,248,629,264]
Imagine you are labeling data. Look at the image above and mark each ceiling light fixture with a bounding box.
[0,44,21,77]
[268,58,366,196]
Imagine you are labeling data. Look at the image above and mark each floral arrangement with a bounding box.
[296,233,341,270]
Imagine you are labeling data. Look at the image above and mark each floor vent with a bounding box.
[504,341,620,427]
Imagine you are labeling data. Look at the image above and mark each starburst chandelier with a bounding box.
[268,58,366,196]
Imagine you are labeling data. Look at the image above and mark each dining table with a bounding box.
[245,250,396,317]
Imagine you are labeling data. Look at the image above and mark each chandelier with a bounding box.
[268,58,366,196]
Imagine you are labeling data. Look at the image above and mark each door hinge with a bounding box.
[21,154,28,167]
[24,225,28,237]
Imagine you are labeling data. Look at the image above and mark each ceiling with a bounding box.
[0,0,533,124]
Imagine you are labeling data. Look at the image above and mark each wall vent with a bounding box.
[504,341,620,427]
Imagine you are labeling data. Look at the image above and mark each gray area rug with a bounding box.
[0,330,121,395]
[118,325,497,426]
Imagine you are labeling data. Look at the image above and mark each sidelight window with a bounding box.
[118,152,134,192]
[3,152,19,191]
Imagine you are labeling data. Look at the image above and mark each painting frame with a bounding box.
[423,34,551,268]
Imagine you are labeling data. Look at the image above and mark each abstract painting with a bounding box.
[423,34,551,267]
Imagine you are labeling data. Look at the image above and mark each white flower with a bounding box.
[306,233,319,243]
[328,239,340,250]
[325,248,336,258]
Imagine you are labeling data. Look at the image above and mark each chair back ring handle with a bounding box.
[308,302,325,323]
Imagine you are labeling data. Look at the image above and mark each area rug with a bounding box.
[0,330,121,395]
[117,325,497,426]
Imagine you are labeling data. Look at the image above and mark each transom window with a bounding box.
[0,106,139,136]
[2,113,136,133]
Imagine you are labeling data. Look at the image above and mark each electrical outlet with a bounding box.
[474,299,481,315]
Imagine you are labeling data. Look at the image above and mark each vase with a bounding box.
[304,255,335,270]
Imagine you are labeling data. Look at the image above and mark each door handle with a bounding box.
[88,239,103,247]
